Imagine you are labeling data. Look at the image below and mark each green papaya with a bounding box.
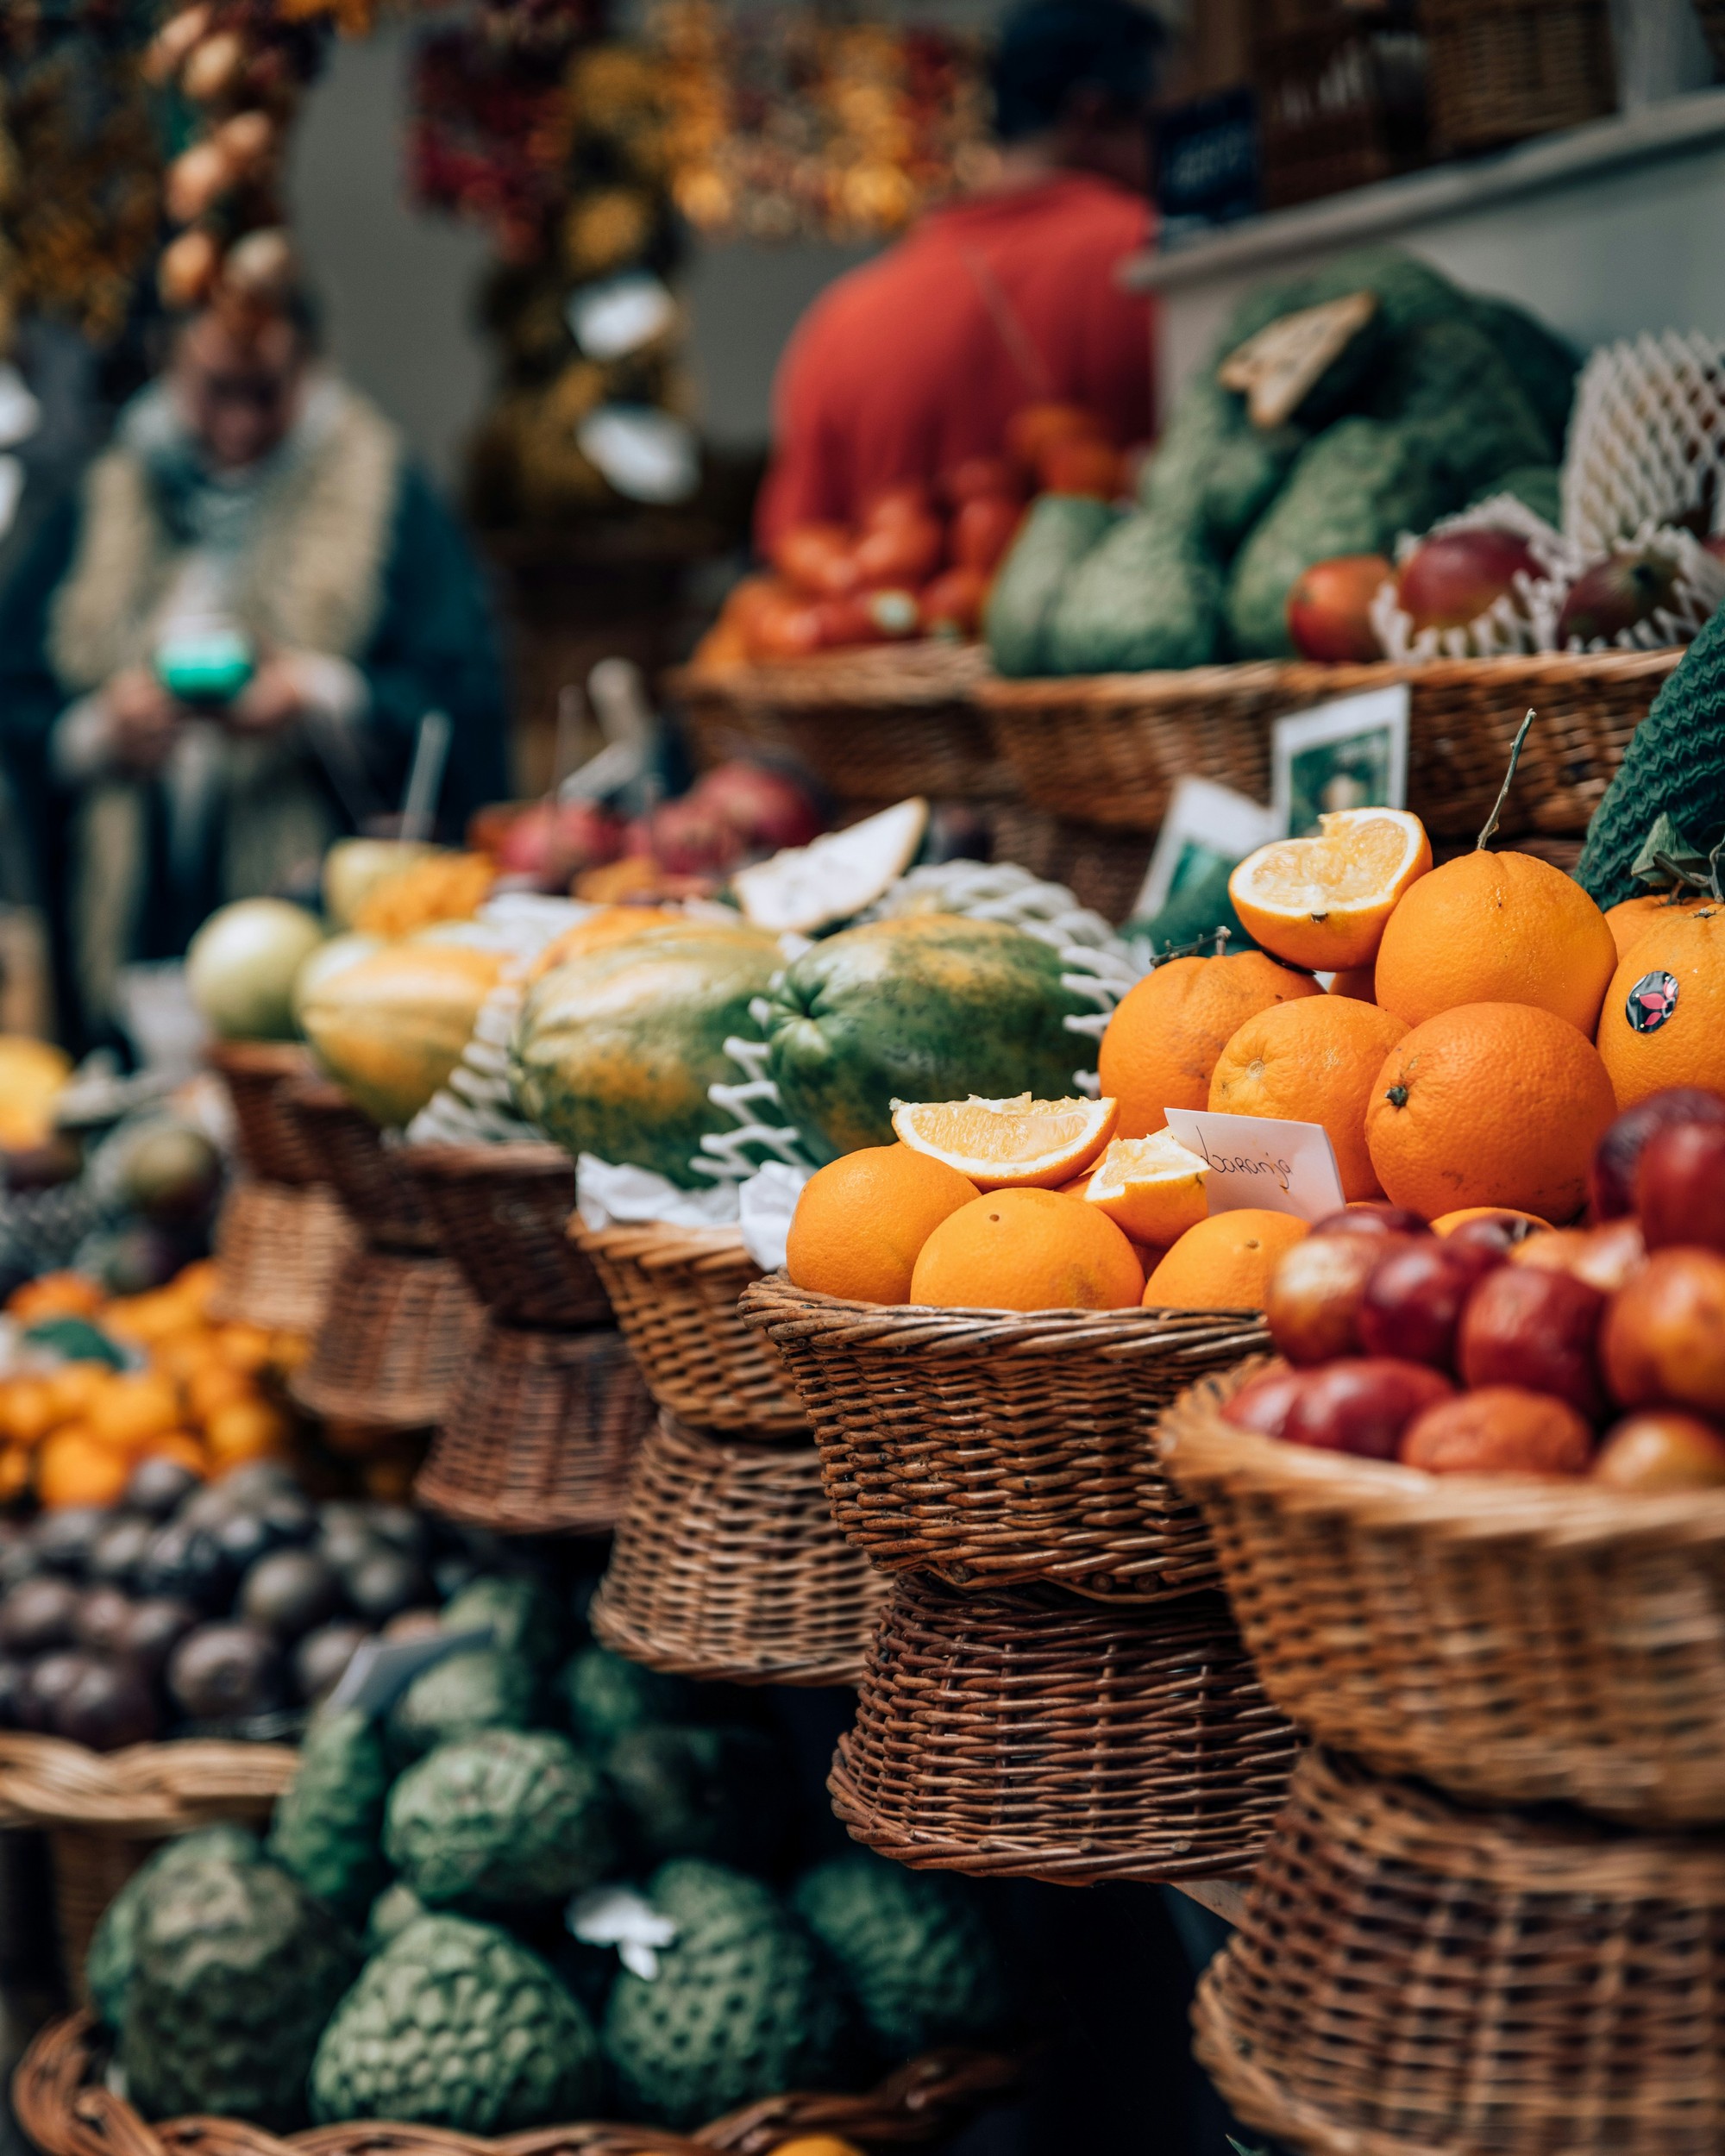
[983,495,1116,678]
[1044,513,1224,674]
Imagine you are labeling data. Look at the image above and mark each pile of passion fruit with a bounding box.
[1226,1085,1725,1489]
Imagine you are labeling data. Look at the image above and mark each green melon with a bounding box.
[762,914,1088,1161]
[511,927,780,1185]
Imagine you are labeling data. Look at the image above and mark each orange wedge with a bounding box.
[1229,808,1432,972]
[891,1094,1118,1191]
[1083,1131,1209,1247]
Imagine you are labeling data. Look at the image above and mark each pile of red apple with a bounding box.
[700,402,1126,662]
[1225,1085,1725,1493]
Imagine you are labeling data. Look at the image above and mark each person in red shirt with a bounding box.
[755,0,1163,551]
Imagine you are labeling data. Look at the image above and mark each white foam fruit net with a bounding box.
[1371,494,1582,662]
[1563,330,1725,556]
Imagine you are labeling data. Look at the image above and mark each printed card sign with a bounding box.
[1163,1107,1346,1224]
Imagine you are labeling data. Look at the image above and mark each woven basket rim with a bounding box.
[0,1733,298,1833]
[670,640,988,711]
[573,1220,754,1273]
[1163,1365,1725,1551]
[203,1042,316,1080]
[741,1270,1264,1357]
[14,2013,1020,2156]
[398,1140,573,1183]
[975,645,1684,711]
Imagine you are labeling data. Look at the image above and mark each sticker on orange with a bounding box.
[1163,1106,1346,1223]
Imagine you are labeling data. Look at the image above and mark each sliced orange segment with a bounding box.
[1229,808,1432,972]
[1083,1131,1209,1247]
[890,1094,1118,1191]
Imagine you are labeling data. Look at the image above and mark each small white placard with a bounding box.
[1271,684,1410,837]
[1131,776,1280,923]
[1163,1106,1346,1223]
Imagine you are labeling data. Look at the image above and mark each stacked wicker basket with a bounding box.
[577,1222,889,1687]
[1161,1363,1725,2153]
[741,1283,1300,1884]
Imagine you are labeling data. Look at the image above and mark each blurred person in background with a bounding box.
[0,285,509,1053]
[756,0,1162,548]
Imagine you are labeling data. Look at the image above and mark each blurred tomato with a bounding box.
[920,566,988,637]
[1040,436,1123,498]
[1005,403,1107,474]
[772,523,860,598]
[952,495,1024,574]
[723,573,794,636]
[942,456,1024,507]
[813,594,884,649]
[749,592,827,660]
[855,513,945,590]
[861,481,937,530]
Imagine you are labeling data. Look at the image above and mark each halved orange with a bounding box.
[1229,808,1432,972]
[1083,1131,1208,1247]
[891,1094,1119,1191]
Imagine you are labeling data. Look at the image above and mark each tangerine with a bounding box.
[204,1398,290,1468]
[36,1426,131,1507]
[1144,1210,1308,1312]
[7,1271,104,1323]
[1098,951,1320,1138]
[1364,1001,1616,1223]
[1604,891,1708,965]
[1595,905,1725,1109]
[909,1188,1145,1312]
[787,1144,981,1305]
[1373,849,1617,1035]
[1208,995,1408,1201]
[88,1370,182,1451]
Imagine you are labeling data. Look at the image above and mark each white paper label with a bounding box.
[1163,1106,1346,1223]
[323,1626,496,1718]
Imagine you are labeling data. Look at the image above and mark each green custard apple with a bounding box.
[267,1709,391,1924]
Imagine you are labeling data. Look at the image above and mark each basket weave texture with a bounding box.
[209,1180,356,1336]
[285,1082,440,1254]
[204,1043,322,1186]
[290,1248,481,1430]
[977,649,1680,837]
[16,2015,1019,2156]
[1422,0,1617,153]
[575,1224,806,1438]
[1164,1364,1725,1826]
[831,1576,1297,1883]
[982,806,1152,926]
[590,1413,889,1687]
[666,662,805,774]
[1195,1746,1725,2155]
[400,1144,608,1329]
[741,1277,1262,1600]
[416,1319,651,1536]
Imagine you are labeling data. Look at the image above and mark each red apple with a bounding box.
[951,495,1024,575]
[1602,1249,1725,1417]
[1589,1087,1725,1219]
[1308,1205,1431,1238]
[1282,1358,1456,1459]
[1400,1387,1592,1476]
[1593,1409,1725,1491]
[1512,1217,1646,1294]
[1286,554,1391,663]
[1221,1361,1309,1438]
[690,762,821,852]
[1458,1264,1608,1420]
[1637,1120,1725,1254]
[1358,1240,1501,1372]
[1557,547,1684,647]
[1446,1212,1550,1259]
[638,796,743,876]
[1396,529,1540,633]
[1267,1232,1408,1366]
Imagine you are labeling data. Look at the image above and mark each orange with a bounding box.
[0,1447,29,1506]
[139,1431,207,1476]
[1229,809,1431,972]
[43,1362,106,1426]
[1604,891,1708,964]
[786,1144,981,1305]
[891,1094,1117,1190]
[1595,904,1725,1109]
[1432,1206,1551,1236]
[88,1370,182,1452]
[909,1188,1145,1312]
[0,1381,53,1447]
[1328,966,1377,1002]
[1144,1210,1308,1312]
[204,1398,290,1469]
[1364,1001,1616,1223]
[1083,1131,1208,1246]
[1372,849,1617,1036]
[7,1271,104,1322]
[36,1426,131,1507]
[1098,951,1321,1139]
[212,1322,275,1374]
[186,1360,252,1425]
[269,1331,312,1372]
[153,1327,221,1384]
[1208,995,1409,1202]
[104,1290,186,1345]
[173,1259,219,1317]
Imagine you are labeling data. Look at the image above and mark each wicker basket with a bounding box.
[17,2015,1016,2156]
[0,1733,297,1996]
[574,1223,806,1438]
[290,1246,481,1430]
[285,1081,440,1254]
[204,1042,322,1186]
[665,661,806,773]
[416,1319,652,1535]
[978,649,1681,837]
[400,1144,609,1329]
[1422,0,1617,153]
[741,1277,1264,1601]
[1195,1745,1725,2156]
[590,1412,889,1687]
[831,1576,1297,1884]
[208,1179,357,1335]
[982,805,1153,925]
[1164,1363,1725,1826]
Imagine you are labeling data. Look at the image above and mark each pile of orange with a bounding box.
[0,1262,302,1507]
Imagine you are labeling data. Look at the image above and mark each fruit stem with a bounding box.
[1214,925,1232,956]
[1476,709,1535,851]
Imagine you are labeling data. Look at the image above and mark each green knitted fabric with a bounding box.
[1577,606,1725,910]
